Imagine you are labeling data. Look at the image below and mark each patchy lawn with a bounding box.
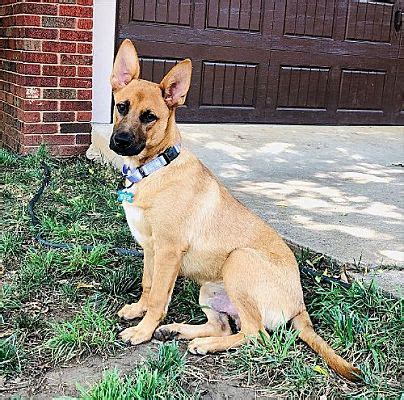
[0,148,402,399]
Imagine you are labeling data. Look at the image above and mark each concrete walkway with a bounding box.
[89,124,404,295]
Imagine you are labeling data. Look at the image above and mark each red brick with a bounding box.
[14,3,58,16]
[53,144,89,156]
[23,52,58,64]
[60,77,91,88]
[60,30,92,42]
[60,100,91,111]
[15,39,41,51]
[23,134,44,146]
[43,89,76,99]
[77,18,93,30]
[19,111,41,123]
[77,43,92,54]
[24,28,58,40]
[77,43,93,54]
[77,111,91,121]
[42,16,76,29]
[61,54,92,65]
[77,0,93,5]
[16,63,41,75]
[43,111,75,122]
[23,123,58,134]
[25,88,41,100]
[42,65,76,77]
[60,5,93,18]
[43,0,77,4]
[77,66,92,77]
[23,100,58,111]
[21,76,58,87]
[15,15,41,27]
[42,41,76,53]
[43,134,76,145]
[76,133,91,144]
[60,122,91,133]
[77,89,92,100]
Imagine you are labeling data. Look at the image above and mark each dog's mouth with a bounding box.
[109,136,146,157]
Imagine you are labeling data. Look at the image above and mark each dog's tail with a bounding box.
[292,310,361,381]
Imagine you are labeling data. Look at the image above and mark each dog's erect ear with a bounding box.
[110,39,140,91]
[160,59,192,107]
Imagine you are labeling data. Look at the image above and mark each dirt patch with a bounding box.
[5,341,261,400]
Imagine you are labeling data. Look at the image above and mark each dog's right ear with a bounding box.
[110,39,140,92]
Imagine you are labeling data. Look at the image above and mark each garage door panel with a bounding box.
[200,61,259,107]
[283,0,337,38]
[139,57,180,83]
[267,51,334,118]
[338,70,386,111]
[131,0,193,26]
[345,0,394,42]
[206,0,264,32]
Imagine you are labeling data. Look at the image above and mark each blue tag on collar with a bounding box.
[117,189,134,203]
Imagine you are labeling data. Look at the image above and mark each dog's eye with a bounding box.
[116,101,129,116]
[140,111,158,124]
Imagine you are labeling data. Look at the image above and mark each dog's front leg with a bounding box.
[118,246,154,320]
[119,247,182,345]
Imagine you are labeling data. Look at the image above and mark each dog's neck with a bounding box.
[124,110,181,168]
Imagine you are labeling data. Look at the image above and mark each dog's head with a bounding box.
[109,39,192,159]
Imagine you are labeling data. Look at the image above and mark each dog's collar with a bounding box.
[122,143,181,184]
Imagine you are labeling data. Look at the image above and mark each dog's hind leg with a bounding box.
[154,282,232,341]
[188,249,268,354]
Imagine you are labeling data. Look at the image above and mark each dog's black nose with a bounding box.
[113,132,132,148]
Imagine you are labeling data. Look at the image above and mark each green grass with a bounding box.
[1,147,403,399]
[45,301,120,362]
[228,281,403,398]
[0,335,24,376]
[79,342,193,399]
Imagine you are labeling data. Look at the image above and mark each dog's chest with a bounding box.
[122,202,150,247]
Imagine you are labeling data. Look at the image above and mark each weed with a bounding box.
[100,260,141,298]
[45,301,120,362]
[0,232,23,260]
[16,250,62,297]
[0,148,20,167]
[0,335,24,376]
[61,245,112,278]
[0,283,22,313]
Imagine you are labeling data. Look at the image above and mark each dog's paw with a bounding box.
[119,326,153,345]
[117,302,146,320]
[187,338,209,355]
[153,324,179,342]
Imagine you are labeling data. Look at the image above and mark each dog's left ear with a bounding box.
[160,59,192,107]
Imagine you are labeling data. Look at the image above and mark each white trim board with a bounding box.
[92,0,117,124]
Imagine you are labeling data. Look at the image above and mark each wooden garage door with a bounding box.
[116,0,404,124]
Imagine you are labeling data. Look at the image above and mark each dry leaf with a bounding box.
[340,265,349,284]
[313,365,329,376]
[76,282,95,289]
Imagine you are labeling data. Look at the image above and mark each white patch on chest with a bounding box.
[122,201,149,247]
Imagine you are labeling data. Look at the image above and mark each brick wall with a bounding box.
[0,0,93,156]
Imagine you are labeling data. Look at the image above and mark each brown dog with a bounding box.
[109,39,360,381]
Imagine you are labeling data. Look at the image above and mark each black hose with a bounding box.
[28,161,143,258]
[28,161,350,288]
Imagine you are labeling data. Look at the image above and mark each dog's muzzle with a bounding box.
[109,130,146,156]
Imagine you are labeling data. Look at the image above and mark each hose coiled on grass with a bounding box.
[28,161,143,258]
[28,161,350,288]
